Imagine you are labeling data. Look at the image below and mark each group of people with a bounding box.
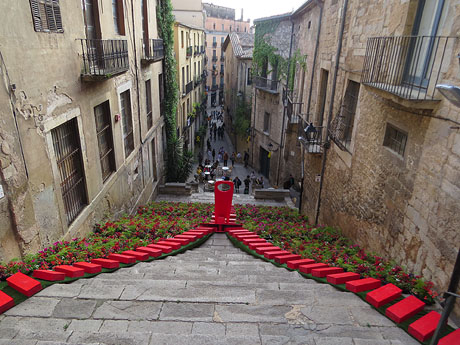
[232,172,264,194]
[208,109,225,142]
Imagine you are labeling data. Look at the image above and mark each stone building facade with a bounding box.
[0,0,165,261]
[222,32,254,154]
[203,3,250,107]
[283,0,460,309]
[173,22,206,152]
[171,0,205,28]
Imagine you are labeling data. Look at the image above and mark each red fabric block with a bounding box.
[175,234,198,241]
[346,278,381,293]
[366,283,402,308]
[182,231,205,238]
[108,253,136,264]
[298,263,329,274]
[327,272,360,285]
[7,272,42,297]
[91,258,120,269]
[136,247,163,257]
[73,262,102,274]
[265,250,290,260]
[311,267,344,278]
[242,238,266,245]
[147,244,173,253]
[408,311,441,342]
[287,259,315,269]
[169,238,191,245]
[0,291,15,314]
[438,329,460,345]
[54,265,85,278]
[32,269,66,281]
[275,254,301,264]
[255,246,279,255]
[248,241,269,250]
[235,234,259,240]
[122,250,149,261]
[156,241,181,250]
[385,295,425,323]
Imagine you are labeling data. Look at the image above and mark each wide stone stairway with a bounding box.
[0,234,419,345]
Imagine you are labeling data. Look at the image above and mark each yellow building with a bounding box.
[173,22,206,152]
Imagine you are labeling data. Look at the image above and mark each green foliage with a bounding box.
[234,97,252,137]
[165,137,194,182]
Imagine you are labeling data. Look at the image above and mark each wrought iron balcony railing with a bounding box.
[186,81,193,94]
[79,39,129,80]
[296,116,325,155]
[141,38,164,63]
[361,36,456,101]
[254,76,279,93]
[186,46,193,58]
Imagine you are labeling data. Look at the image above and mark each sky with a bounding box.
[204,0,307,23]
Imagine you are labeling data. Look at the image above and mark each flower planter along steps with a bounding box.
[32,270,66,281]
[73,262,102,274]
[6,272,42,297]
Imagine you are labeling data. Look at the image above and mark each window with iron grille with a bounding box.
[383,124,407,157]
[51,118,87,224]
[120,90,134,157]
[29,0,63,33]
[145,80,153,129]
[94,101,115,182]
[263,112,270,134]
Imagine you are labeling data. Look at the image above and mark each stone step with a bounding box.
[54,265,85,278]
[346,278,381,293]
[91,258,120,269]
[298,263,328,274]
[274,254,301,264]
[408,311,441,342]
[311,267,344,278]
[326,272,360,285]
[439,329,460,345]
[147,244,173,253]
[0,290,14,314]
[6,272,42,297]
[32,269,66,281]
[265,250,290,260]
[136,247,163,257]
[366,283,402,308]
[108,254,137,264]
[385,295,425,323]
[286,259,315,269]
[122,250,150,261]
[73,262,102,274]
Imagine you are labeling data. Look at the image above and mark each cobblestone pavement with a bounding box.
[0,234,419,345]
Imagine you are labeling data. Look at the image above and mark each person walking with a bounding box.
[233,176,241,193]
[223,152,228,167]
[212,148,216,161]
[243,175,251,194]
[231,152,236,167]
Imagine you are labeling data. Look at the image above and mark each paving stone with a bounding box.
[52,298,97,319]
[78,284,125,300]
[256,289,315,305]
[314,336,354,345]
[353,339,393,345]
[312,324,386,340]
[215,304,292,322]
[0,340,37,345]
[35,282,83,298]
[127,320,192,334]
[99,320,130,332]
[313,290,366,307]
[300,306,353,325]
[192,322,226,335]
[147,333,261,345]
[159,302,215,321]
[4,297,59,317]
[68,331,152,345]
[93,301,162,320]
[226,322,259,336]
[68,319,103,332]
[349,307,396,327]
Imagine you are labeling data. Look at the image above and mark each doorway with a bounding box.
[259,147,270,179]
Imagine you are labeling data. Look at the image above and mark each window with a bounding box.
[237,27,239,32]
[247,68,252,85]
[317,69,329,126]
[158,73,164,115]
[120,90,134,157]
[213,49,216,57]
[213,36,216,43]
[94,101,115,182]
[263,112,270,133]
[145,80,152,129]
[112,0,125,35]
[181,30,184,48]
[182,67,185,93]
[222,24,224,31]
[340,80,360,147]
[150,139,158,181]
[30,0,63,33]
[51,118,87,224]
[230,25,232,31]
[213,23,216,30]
[383,124,407,157]
[221,37,224,45]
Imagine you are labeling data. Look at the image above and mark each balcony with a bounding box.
[220,56,225,62]
[212,56,218,62]
[361,36,456,103]
[186,46,193,58]
[201,71,207,79]
[79,39,129,81]
[186,81,193,95]
[254,76,279,94]
[297,118,325,155]
[213,42,217,48]
[141,38,164,64]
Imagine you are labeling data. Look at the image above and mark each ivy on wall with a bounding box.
[157,0,193,182]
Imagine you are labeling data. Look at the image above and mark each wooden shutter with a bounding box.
[53,0,63,31]
[45,2,56,31]
[30,0,43,31]
[117,0,125,35]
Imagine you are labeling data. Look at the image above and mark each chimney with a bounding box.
[241,9,243,21]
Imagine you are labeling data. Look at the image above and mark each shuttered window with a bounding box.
[30,0,63,33]
[120,90,134,158]
[94,101,116,182]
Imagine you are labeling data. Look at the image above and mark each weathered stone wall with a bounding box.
[0,0,165,261]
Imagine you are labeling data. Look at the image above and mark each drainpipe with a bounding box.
[130,0,145,188]
[314,0,348,226]
[299,0,324,213]
[276,19,295,187]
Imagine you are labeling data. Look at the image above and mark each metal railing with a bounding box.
[141,38,164,62]
[212,56,218,62]
[296,116,325,154]
[186,81,193,94]
[254,76,279,93]
[79,39,129,77]
[186,46,193,57]
[329,103,354,152]
[361,36,456,101]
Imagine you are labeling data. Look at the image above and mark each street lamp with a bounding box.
[436,84,460,108]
